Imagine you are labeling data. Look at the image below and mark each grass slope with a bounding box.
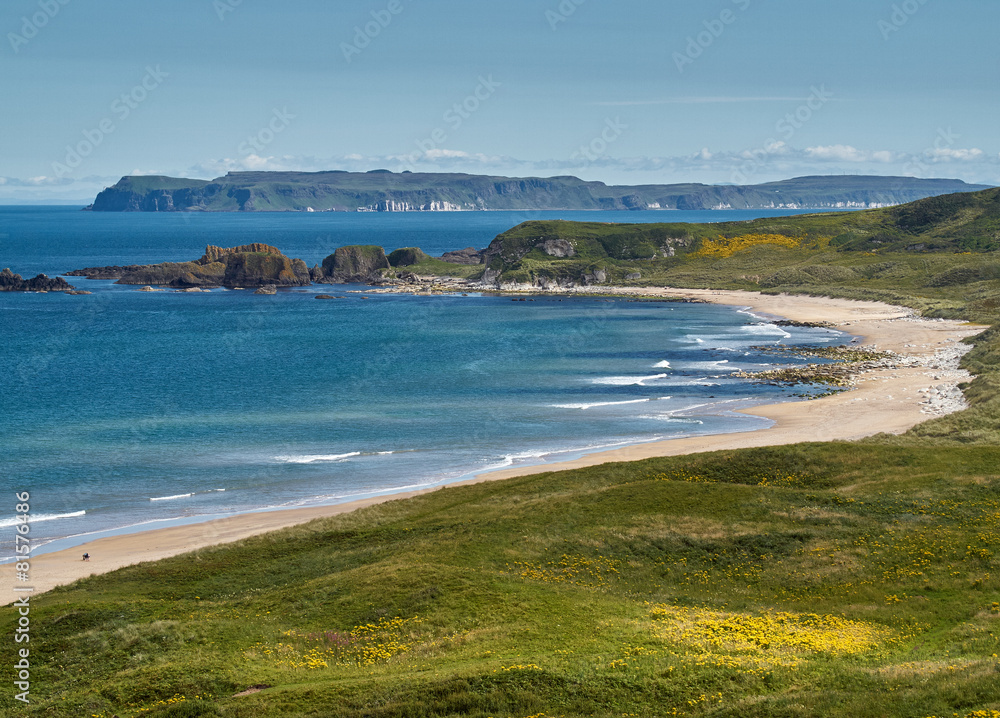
[478,187,1000,288]
[4,446,999,717]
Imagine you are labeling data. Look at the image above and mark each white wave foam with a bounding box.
[653,360,671,368]
[553,398,661,411]
[741,323,792,338]
[274,452,362,464]
[674,359,735,371]
[485,449,554,470]
[150,494,193,502]
[0,510,86,528]
[637,415,705,425]
[592,373,668,386]
[737,307,767,321]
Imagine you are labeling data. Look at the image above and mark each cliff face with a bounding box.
[318,246,390,283]
[66,245,311,289]
[87,172,992,213]
[0,269,76,292]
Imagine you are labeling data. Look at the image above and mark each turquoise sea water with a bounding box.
[0,207,853,557]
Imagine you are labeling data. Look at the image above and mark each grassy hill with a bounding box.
[5,445,999,717]
[5,188,1000,718]
[469,188,1000,300]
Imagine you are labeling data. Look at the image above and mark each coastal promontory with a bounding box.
[86,171,991,213]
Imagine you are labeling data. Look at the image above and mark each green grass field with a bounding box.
[4,189,1000,717]
[4,445,999,717]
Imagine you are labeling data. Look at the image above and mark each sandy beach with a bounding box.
[2,289,984,604]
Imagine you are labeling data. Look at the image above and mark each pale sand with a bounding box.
[2,289,984,604]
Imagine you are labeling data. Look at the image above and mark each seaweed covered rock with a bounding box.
[318,246,390,284]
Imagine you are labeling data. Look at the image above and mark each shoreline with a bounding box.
[2,288,983,603]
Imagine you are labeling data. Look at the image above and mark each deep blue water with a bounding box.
[0,207,853,556]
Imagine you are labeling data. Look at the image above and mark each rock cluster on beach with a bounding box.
[911,341,973,415]
[732,331,973,418]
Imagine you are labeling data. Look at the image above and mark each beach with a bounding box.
[2,289,983,604]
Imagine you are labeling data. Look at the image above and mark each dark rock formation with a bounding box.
[68,245,311,289]
[440,247,484,265]
[254,285,277,295]
[0,268,76,292]
[65,265,151,279]
[317,246,390,284]
[387,247,430,267]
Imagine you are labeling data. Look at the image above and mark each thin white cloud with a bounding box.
[805,145,871,162]
[423,149,471,160]
[925,147,984,162]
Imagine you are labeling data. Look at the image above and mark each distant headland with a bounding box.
[85,171,990,213]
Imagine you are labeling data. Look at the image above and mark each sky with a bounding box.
[1,0,997,201]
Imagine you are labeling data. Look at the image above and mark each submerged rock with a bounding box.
[254,284,277,295]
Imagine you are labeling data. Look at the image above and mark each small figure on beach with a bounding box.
[82,553,90,561]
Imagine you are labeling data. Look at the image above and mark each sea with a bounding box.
[0,206,855,559]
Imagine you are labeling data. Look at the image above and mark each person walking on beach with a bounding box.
[82,552,90,561]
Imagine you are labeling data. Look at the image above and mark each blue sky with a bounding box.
[1,0,997,200]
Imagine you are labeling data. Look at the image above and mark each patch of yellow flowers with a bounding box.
[647,603,894,658]
[653,470,805,488]
[693,233,807,258]
[246,616,421,670]
[510,554,621,588]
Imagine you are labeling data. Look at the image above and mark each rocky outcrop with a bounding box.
[68,245,311,289]
[201,244,278,263]
[65,265,151,279]
[0,268,76,292]
[541,239,575,258]
[387,247,430,267]
[317,246,390,284]
[440,247,484,265]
